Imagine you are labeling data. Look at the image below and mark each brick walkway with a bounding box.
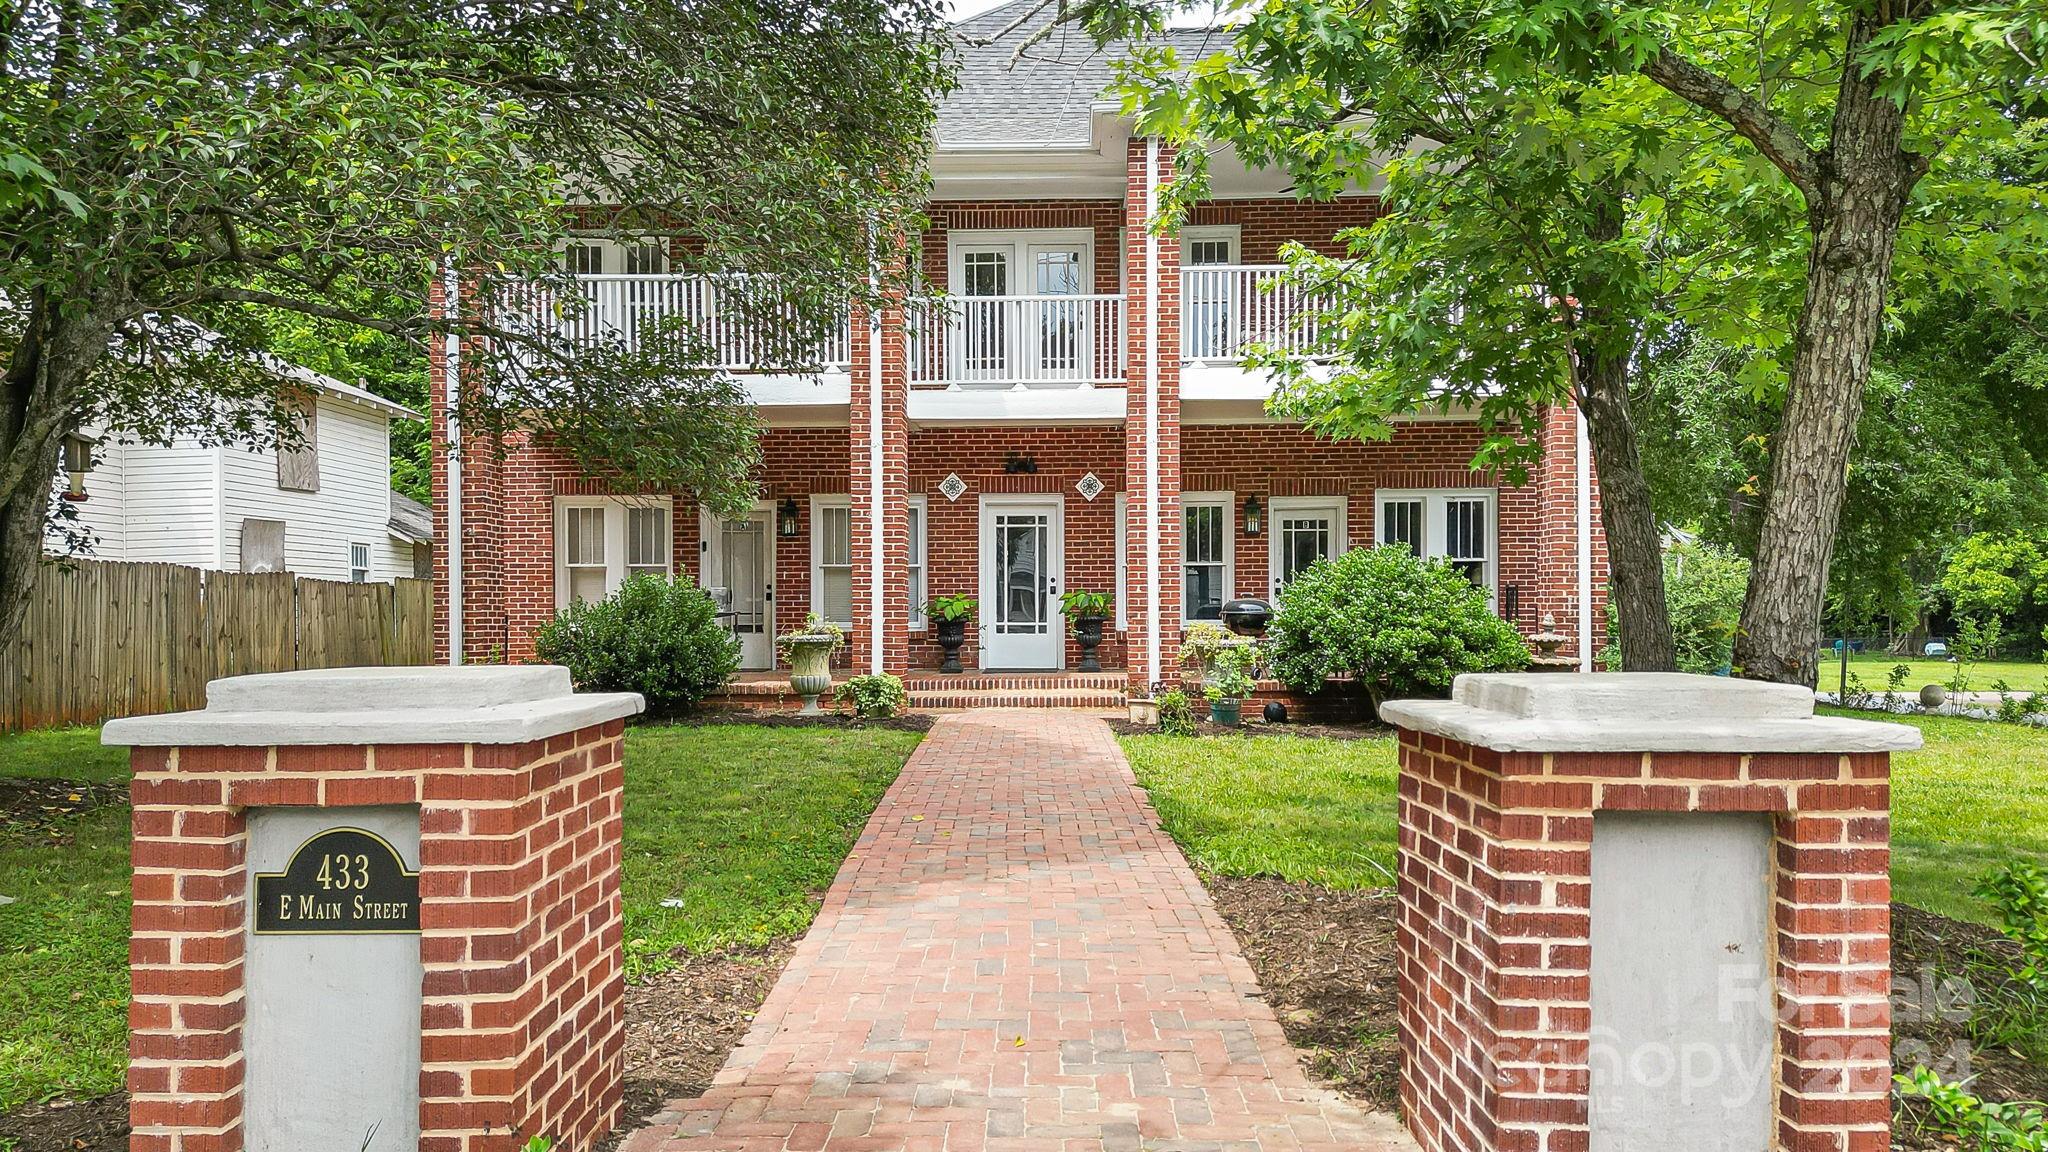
[622,710,1412,1152]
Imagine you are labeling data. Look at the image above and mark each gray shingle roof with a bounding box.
[388,491,432,544]
[938,0,1229,147]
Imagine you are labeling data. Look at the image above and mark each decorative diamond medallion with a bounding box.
[938,472,968,502]
[1075,472,1105,502]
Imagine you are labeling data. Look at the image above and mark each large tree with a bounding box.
[2,0,951,646]
[1115,0,2046,683]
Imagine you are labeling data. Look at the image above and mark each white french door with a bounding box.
[947,231,1096,386]
[700,504,774,670]
[979,497,1064,670]
[1267,497,1347,599]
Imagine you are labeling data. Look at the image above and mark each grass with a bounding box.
[1124,709,2048,928]
[1122,733,1400,889]
[1823,652,2048,694]
[0,719,919,1113]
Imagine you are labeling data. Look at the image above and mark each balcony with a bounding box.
[909,295,1126,389]
[543,274,852,372]
[1181,265,1322,362]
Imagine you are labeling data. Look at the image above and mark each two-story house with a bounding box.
[430,1,1609,700]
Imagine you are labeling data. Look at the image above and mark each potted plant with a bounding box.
[925,594,977,674]
[776,614,844,715]
[1179,621,1245,686]
[1060,589,1114,672]
[1203,646,1256,727]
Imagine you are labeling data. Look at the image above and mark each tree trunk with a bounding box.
[1573,191,1675,672]
[1733,11,1919,686]
[1576,350,1675,672]
[0,295,113,651]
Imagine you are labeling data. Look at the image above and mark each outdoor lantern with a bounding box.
[777,496,801,538]
[1242,495,1264,536]
[61,431,97,502]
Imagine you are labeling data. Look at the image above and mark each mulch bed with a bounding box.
[0,941,800,1152]
[1201,875,2048,1144]
[0,777,128,837]
[1104,717,1389,741]
[665,712,936,733]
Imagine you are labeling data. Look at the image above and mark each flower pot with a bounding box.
[784,637,836,715]
[935,617,968,674]
[1128,697,1159,726]
[1209,697,1241,727]
[1071,615,1106,673]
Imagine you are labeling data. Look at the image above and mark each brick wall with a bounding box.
[127,724,626,1152]
[1396,733,1891,1152]
[1186,197,1383,261]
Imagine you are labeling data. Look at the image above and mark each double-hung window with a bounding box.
[811,497,853,628]
[348,542,371,584]
[1181,492,1234,622]
[555,497,674,608]
[1375,489,1496,592]
[907,497,928,629]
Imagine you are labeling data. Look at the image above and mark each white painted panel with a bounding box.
[1589,812,1774,1152]
[245,805,421,1152]
[109,439,222,568]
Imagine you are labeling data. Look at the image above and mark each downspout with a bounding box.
[1576,407,1592,671]
[867,248,885,676]
[213,445,227,570]
[443,264,464,666]
[1144,137,1161,685]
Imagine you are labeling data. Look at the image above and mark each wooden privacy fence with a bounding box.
[0,559,434,732]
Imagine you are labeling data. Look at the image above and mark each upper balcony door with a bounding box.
[947,231,1096,388]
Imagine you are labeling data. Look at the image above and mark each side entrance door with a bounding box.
[979,496,1064,670]
[701,504,774,670]
[1267,496,1347,599]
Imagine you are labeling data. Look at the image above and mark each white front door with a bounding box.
[1267,497,1347,599]
[980,497,1064,670]
[701,505,774,670]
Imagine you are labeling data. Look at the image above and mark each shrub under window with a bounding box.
[534,574,739,716]
[1268,544,1529,714]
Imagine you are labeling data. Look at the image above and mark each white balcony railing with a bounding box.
[1181,265,1323,362]
[529,274,852,371]
[909,295,1125,388]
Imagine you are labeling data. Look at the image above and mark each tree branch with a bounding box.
[191,286,424,340]
[1641,45,1822,200]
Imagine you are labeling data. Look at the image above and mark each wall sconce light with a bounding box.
[61,431,98,502]
[1503,583,1520,622]
[776,496,801,538]
[1242,495,1264,536]
[1002,452,1038,475]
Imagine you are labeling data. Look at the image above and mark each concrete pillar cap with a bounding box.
[1379,672,1921,753]
[103,666,644,747]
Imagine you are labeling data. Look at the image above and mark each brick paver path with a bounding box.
[623,710,1412,1152]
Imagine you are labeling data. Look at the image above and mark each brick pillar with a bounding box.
[110,666,642,1152]
[429,272,507,665]
[1122,137,1183,690]
[849,263,912,676]
[1533,399,1607,666]
[1383,674,1912,1152]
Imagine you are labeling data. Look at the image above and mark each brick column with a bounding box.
[429,273,507,665]
[848,269,912,676]
[1533,400,1607,666]
[109,666,642,1152]
[1122,137,1183,689]
[1383,674,1912,1152]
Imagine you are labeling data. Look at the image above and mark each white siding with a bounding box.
[217,394,407,582]
[51,429,132,559]
[107,439,223,568]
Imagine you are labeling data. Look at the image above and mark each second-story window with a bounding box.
[565,243,605,275]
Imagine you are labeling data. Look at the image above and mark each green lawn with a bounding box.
[1824,651,2048,694]
[0,720,919,1113]
[1125,709,2048,924]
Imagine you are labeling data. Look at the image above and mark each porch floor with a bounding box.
[712,670,1129,713]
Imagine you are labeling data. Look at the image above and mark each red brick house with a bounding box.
[430,2,1609,699]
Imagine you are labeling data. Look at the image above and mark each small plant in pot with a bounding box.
[1178,621,1239,686]
[1060,589,1114,672]
[776,614,845,715]
[1203,646,1256,727]
[925,594,977,674]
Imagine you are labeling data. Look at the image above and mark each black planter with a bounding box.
[935,617,968,673]
[1071,615,1106,672]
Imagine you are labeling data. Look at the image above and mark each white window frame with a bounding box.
[946,229,1097,294]
[1114,492,1127,630]
[625,503,673,580]
[1180,491,1235,625]
[1374,488,1498,594]
[348,541,371,584]
[907,496,929,631]
[810,495,854,629]
[1265,496,1349,599]
[554,496,674,610]
[1182,225,1241,266]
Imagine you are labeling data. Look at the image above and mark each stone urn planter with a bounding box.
[925,595,977,674]
[1060,589,1114,674]
[1071,616,1107,672]
[776,614,845,716]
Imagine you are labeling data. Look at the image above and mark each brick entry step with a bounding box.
[621,710,1411,1152]
[710,673,1129,713]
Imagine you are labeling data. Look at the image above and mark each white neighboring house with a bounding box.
[50,368,427,583]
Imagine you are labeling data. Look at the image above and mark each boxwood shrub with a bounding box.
[533,574,739,716]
